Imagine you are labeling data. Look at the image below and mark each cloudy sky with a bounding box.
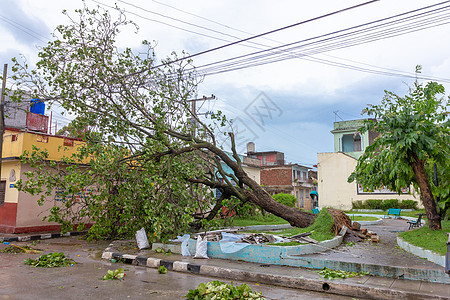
[1,0,450,166]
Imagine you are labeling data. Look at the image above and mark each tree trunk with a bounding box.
[411,154,441,230]
[241,174,316,228]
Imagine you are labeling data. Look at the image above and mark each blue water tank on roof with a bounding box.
[30,98,45,115]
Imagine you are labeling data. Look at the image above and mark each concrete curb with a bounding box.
[346,213,383,226]
[397,236,445,267]
[0,230,87,243]
[185,226,347,258]
[354,209,415,212]
[101,243,448,300]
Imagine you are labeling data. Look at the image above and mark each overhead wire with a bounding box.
[116,0,273,48]
[188,3,450,81]
[91,0,239,45]
[114,0,450,83]
[0,15,49,44]
[114,0,381,77]
[187,4,450,73]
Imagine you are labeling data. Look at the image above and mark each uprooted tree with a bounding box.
[348,68,449,230]
[10,5,350,239]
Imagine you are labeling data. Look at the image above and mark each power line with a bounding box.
[0,15,48,44]
[91,0,237,45]
[116,0,261,44]
[180,2,450,82]
[114,0,450,84]
[121,0,380,77]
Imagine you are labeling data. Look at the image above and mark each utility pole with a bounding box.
[0,64,7,178]
[187,94,216,118]
[187,94,216,136]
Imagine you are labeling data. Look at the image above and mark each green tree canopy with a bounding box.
[11,4,320,239]
[349,69,449,230]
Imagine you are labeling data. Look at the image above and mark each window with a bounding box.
[342,133,362,152]
[11,134,18,142]
[353,134,362,151]
[0,181,5,205]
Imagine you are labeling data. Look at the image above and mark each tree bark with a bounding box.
[241,175,316,228]
[411,154,441,230]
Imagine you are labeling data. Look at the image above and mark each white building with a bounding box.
[317,119,419,210]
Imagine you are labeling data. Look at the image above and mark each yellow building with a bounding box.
[0,129,85,233]
[317,119,419,210]
[317,152,419,210]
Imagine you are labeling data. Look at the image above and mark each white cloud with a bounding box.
[2,0,449,163]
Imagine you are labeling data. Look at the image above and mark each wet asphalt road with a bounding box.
[0,236,353,300]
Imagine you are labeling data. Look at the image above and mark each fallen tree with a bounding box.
[10,4,351,238]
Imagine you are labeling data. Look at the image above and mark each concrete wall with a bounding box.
[0,131,90,233]
[243,165,260,184]
[0,160,22,232]
[1,160,21,204]
[14,163,62,229]
[3,130,87,162]
[4,98,29,129]
[317,152,419,210]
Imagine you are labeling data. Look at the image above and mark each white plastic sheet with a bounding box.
[135,227,150,250]
[172,234,192,256]
[219,232,251,253]
[194,235,208,259]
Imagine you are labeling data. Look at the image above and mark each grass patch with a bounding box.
[398,220,449,256]
[221,214,289,227]
[253,209,335,243]
[346,216,379,221]
[344,209,426,218]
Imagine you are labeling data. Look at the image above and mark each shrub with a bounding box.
[382,199,399,210]
[221,196,258,218]
[272,193,296,208]
[400,200,418,210]
[352,200,364,209]
[351,199,418,210]
[186,281,264,300]
[366,199,383,209]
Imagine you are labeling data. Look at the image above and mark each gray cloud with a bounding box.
[0,0,50,47]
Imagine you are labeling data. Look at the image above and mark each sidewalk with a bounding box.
[1,219,449,299]
[102,240,450,300]
[100,218,449,299]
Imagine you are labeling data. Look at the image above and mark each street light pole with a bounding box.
[0,64,7,178]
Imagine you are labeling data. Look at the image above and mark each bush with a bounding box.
[400,200,418,210]
[366,199,383,209]
[352,200,364,209]
[351,199,419,210]
[221,196,258,218]
[187,281,264,300]
[272,193,296,208]
[382,199,399,210]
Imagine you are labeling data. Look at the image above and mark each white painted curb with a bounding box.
[397,237,445,267]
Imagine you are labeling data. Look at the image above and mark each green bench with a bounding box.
[385,208,401,219]
[407,214,424,229]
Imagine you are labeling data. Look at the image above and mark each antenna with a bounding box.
[333,110,344,122]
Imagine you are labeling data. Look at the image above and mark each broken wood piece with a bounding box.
[297,236,318,244]
[288,232,312,239]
